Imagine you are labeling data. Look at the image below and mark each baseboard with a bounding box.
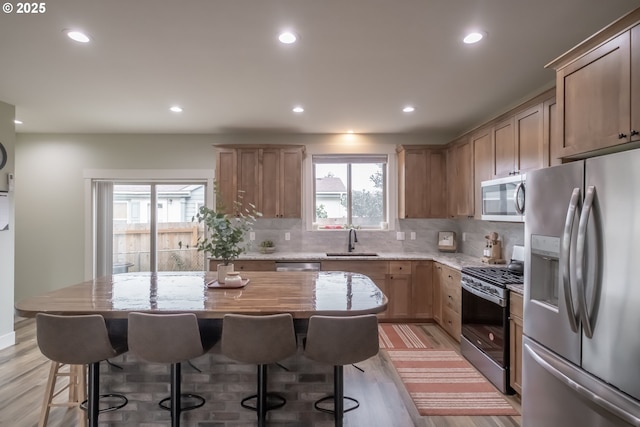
[0,331,16,350]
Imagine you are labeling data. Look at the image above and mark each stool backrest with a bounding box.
[36,313,118,365]
[221,313,297,364]
[304,314,379,366]
[128,312,205,364]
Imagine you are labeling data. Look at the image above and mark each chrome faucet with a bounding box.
[348,228,358,252]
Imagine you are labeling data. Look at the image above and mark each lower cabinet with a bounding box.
[210,258,440,322]
[321,259,434,321]
[432,262,462,342]
[509,291,524,395]
[209,259,277,271]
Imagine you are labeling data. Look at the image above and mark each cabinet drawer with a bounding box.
[442,280,461,313]
[389,261,412,275]
[231,260,276,271]
[442,306,461,342]
[510,291,524,319]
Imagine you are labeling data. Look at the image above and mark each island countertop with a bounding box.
[14,271,388,319]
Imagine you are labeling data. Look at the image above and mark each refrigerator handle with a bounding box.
[576,185,596,339]
[513,182,525,214]
[524,342,640,427]
[561,188,581,333]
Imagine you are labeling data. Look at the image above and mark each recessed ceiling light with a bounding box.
[14,119,23,125]
[65,30,91,43]
[403,106,415,113]
[170,106,183,113]
[347,130,354,134]
[463,31,485,44]
[279,31,298,44]
[292,106,304,113]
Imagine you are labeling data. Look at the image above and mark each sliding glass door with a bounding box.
[96,181,206,276]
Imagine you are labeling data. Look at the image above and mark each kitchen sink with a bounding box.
[325,252,379,257]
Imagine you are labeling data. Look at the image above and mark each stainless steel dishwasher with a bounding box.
[275,262,321,272]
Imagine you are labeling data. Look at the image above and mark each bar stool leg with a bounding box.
[171,362,182,427]
[257,365,267,427]
[38,361,59,427]
[88,362,100,427]
[334,366,344,427]
[76,365,87,427]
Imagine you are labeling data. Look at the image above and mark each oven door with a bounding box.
[461,283,509,367]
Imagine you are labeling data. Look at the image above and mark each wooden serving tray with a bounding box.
[206,278,250,289]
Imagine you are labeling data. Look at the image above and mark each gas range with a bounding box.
[461,267,523,303]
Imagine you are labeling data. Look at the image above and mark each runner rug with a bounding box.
[378,324,518,416]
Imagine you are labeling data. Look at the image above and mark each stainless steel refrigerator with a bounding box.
[523,148,640,426]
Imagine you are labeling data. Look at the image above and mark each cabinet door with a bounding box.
[631,25,640,142]
[472,127,492,219]
[237,149,260,215]
[446,140,473,218]
[432,263,443,324]
[455,140,474,217]
[557,31,631,156]
[428,150,448,218]
[544,97,562,166]
[399,148,428,218]
[215,148,237,214]
[280,148,303,218]
[515,103,544,174]
[260,149,280,218]
[493,117,516,178]
[509,292,524,395]
[411,261,433,319]
[386,273,412,319]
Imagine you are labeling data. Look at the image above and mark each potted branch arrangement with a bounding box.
[193,191,261,283]
[259,240,275,254]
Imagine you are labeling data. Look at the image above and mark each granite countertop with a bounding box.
[232,251,487,271]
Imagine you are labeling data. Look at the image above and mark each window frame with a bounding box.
[311,154,389,231]
[83,169,215,280]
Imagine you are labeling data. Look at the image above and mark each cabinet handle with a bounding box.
[631,130,639,136]
[619,133,628,139]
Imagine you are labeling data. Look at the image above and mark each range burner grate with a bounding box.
[461,267,524,287]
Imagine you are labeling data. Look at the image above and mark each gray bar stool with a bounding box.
[127,313,220,427]
[304,314,379,427]
[221,313,297,427]
[36,313,128,427]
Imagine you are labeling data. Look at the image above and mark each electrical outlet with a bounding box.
[410,232,416,240]
[249,232,255,241]
[462,232,467,242]
[285,232,291,241]
[396,231,405,241]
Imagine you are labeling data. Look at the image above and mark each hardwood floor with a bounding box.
[0,318,521,426]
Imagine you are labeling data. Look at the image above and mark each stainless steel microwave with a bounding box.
[481,174,525,222]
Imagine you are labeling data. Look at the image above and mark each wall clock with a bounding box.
[0,142,6,170]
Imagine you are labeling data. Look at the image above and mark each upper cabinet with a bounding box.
[548,9,640,159]
[492,103,544,178]
[447,138,474,218]
[397,146,447,218]
[472,127,492,220]
[215,145,304,218]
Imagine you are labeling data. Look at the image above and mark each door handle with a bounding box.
[514,182,525,215]
[576,185,596,339]
[562,188,581,333]
[524,342,640,426]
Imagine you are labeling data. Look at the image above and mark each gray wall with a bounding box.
[0,101,15,349]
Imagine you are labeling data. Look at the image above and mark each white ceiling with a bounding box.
[0,0,638,139]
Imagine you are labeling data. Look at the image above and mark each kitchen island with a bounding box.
[15,270,387,319]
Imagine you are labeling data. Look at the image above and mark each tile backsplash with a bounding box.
[246,218,524,260]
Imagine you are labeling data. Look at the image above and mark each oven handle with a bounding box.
[461,281,506,307]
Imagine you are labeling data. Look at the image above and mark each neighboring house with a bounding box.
[113,184,204,224]
[315,176,347,222]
